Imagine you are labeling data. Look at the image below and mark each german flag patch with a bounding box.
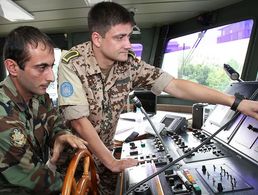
[62,50,80,64]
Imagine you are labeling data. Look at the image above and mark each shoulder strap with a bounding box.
[62,50,80,64]
[128,50,136,59]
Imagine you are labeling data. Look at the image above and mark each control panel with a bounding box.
[229,115,258,163]
[116,132,258,195]
[195,164,253,194]
[115,81,258,195]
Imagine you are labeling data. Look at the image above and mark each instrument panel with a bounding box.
[116,130,258,195]
[115,82,258,195]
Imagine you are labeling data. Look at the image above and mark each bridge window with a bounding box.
[162,19,253,92]
[131,43,143,60]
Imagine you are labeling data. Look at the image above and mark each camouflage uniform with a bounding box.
[0,76,71,194]
[58,41,173,194]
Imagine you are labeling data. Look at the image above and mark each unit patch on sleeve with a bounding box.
[60,82,74,97]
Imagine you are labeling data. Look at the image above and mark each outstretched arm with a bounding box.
[164,79,258,120]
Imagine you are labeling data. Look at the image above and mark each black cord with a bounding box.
[124,111,241,195]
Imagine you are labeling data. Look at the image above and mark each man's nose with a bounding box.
[125,37,131,49]
[46,67,55,82]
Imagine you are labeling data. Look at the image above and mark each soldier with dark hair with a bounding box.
[58,2,258,195]
[0,26,88,194]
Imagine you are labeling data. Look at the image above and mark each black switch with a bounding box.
[217,182,223,192]
[202,165,207,174]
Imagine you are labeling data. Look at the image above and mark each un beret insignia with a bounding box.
[62,50,80,64]
[10,128,26,147]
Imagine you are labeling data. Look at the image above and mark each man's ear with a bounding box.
[91,32,102,48]
[4,59,19,76]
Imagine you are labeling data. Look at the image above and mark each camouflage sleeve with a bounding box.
[129,53,174,95]
[43,94,72,139]
[0,98,64,193]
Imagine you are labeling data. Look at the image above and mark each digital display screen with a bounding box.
[162,117,174,127]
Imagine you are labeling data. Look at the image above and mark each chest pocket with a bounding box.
[109,78,131,113]
[85,75,104,119]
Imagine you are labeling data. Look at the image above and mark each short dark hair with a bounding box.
[3,26,55,70]
[88,2,134,37]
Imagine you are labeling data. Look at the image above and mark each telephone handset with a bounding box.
[160,114,188,134]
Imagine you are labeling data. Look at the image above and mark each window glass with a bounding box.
[131,43,143,59]
[162,19,253,92]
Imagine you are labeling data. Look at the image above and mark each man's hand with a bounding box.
[238,99,258,120]
[109,158,138,172]
[50,134,88,164]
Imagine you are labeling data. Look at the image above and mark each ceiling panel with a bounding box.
[0,0,243,36]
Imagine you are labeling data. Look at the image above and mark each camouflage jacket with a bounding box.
[58,41,173,150]
[0,76,70,194]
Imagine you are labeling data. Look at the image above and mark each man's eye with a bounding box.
[38,66,46,71]
[115,35,124,40]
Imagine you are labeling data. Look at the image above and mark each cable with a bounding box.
[124,111,241,195]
